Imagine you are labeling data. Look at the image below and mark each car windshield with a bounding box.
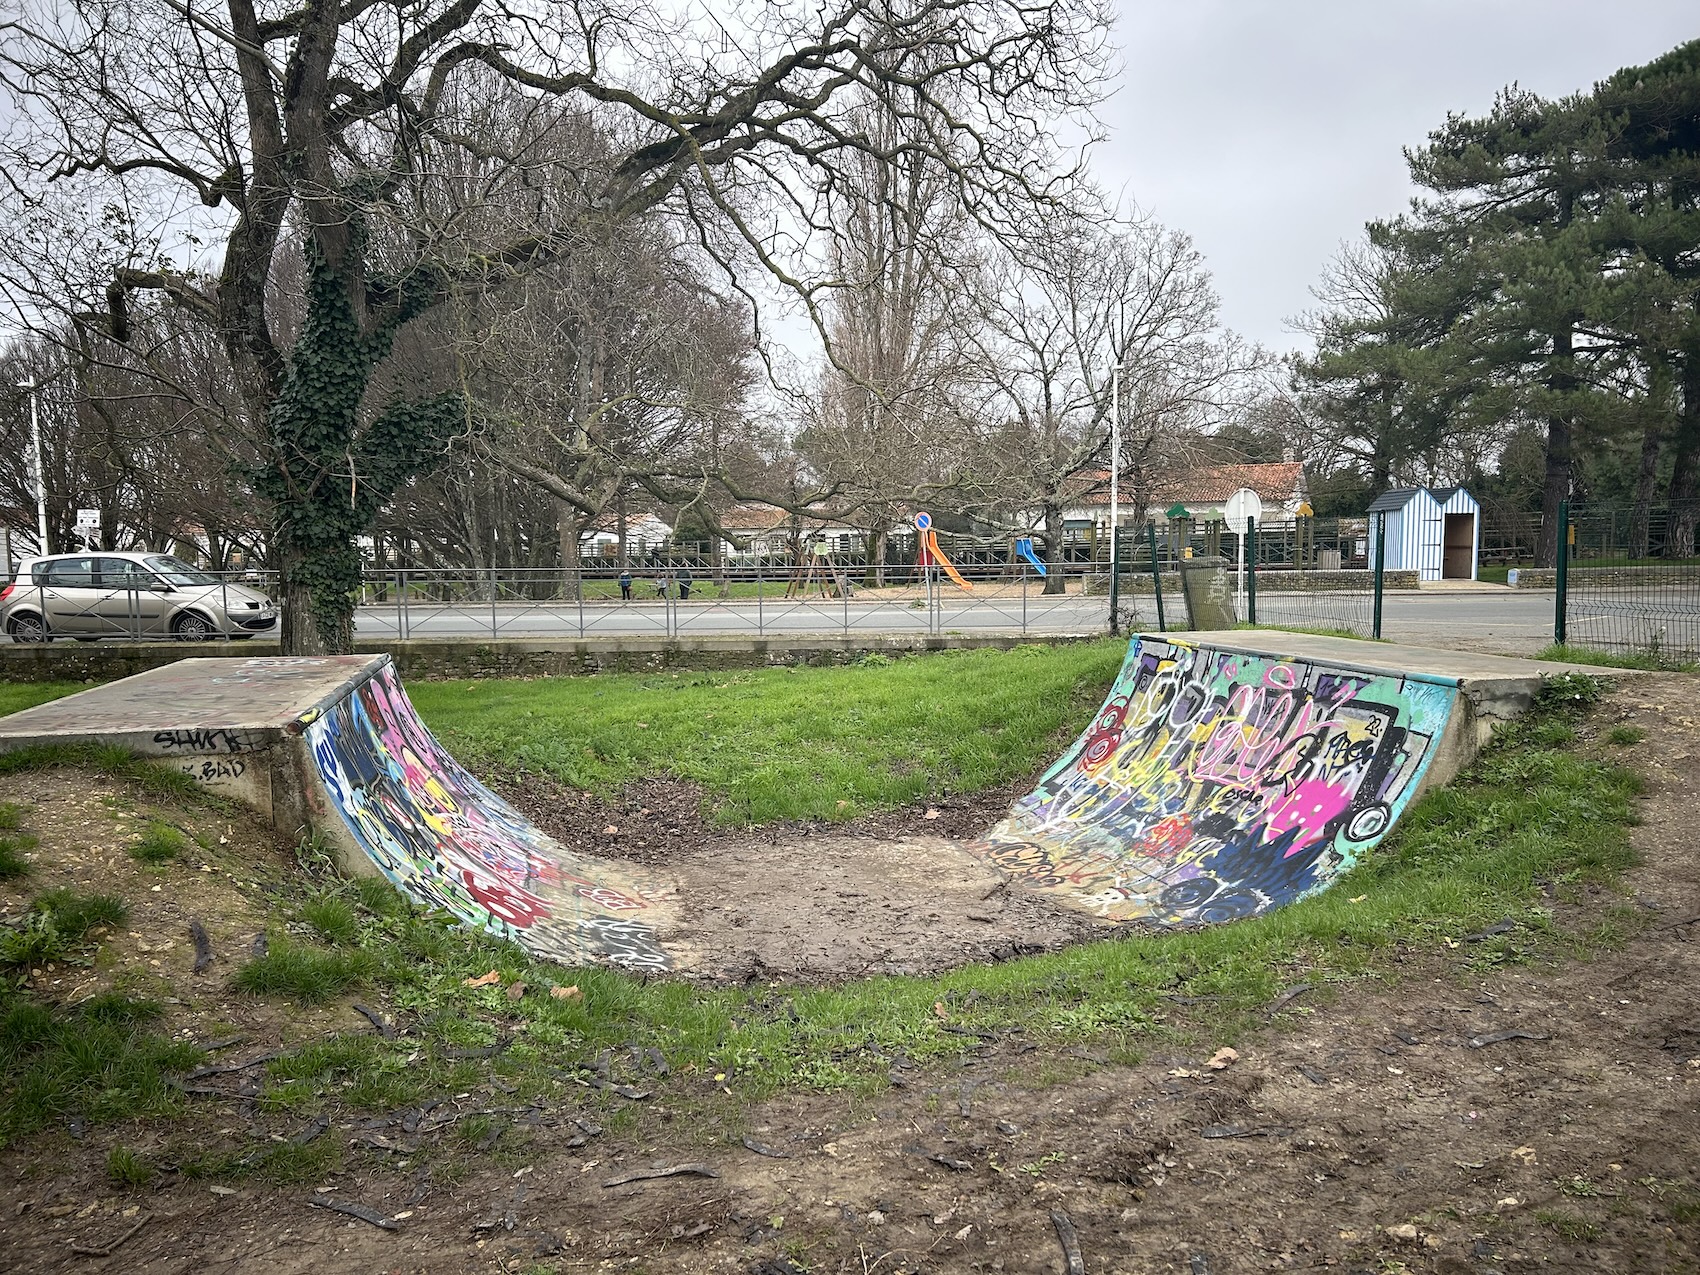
[144,556,222,586]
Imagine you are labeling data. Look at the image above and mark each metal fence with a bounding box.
[1557,502,1700,662]
[3,522,1398,644]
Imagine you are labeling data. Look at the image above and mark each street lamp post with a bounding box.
[19,380,48,553]
[1107,364,1121,636]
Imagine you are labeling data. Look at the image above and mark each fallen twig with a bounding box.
[70,1214,148,1258]
[309,1195,398,1230]
[189,920,214,973]
[1467,1029,1549,1049]
[1049,1209,1085,1275]
[352,1003,396,1038]
[741,1136,789,1158]
[602,1164,720,1187]
[289,1113,331,1145]
[1268,983,1313,1014]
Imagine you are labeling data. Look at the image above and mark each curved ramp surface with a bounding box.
[302,662,674,969]
[965,636,1458,924]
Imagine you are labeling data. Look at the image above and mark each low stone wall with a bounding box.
[1510,565,1695,589]
[1084,568,1418,596]
[0,632,1102,684]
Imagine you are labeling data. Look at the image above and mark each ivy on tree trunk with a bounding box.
[256,232,465,654]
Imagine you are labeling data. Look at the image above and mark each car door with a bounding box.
[92,558,168,637]
[38,557,99,633]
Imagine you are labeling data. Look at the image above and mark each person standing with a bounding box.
[678,565,693,600]
[618,569,632,601]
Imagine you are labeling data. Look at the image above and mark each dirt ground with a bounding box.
[498,773,1108,979]
[4,676,1700,1273]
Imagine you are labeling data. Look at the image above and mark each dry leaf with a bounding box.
[550,985,583,1001]
[932,1001,949,1021]
[923,808,940,820]
[602,824,619,836]
[506,980,528,1001]
[1512,1146,1538,1165]
[462,969,501,988]
[1206,1047,1239,1070]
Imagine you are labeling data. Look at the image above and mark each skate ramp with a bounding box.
[0,656,675,970]
[963,635,1462,924]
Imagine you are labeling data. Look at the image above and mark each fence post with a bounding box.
[1372,513,1386,640]
[1555,500,1570,647]
[1147,522,1166,632]
[757,561,764,636]
[1247,516,1258,626]
[577,567,585,638]
[1107,526,1121,637]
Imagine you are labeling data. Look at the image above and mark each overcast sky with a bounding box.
[1097,1,1698,355]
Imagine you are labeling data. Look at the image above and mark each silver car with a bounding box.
[1,553,278,642]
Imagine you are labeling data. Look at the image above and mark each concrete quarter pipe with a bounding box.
[963,636,1460,924]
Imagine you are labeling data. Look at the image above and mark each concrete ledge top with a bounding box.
[1146,631,1633,689]
[0,655,386,741]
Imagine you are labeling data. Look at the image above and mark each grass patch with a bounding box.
[127,820,189,865]
[1535,1208,1603,1242]
[0,682,87,719]
[106,1145,153,1186]
[0,833,37,880]
[179,1138,340,1184]
[0,889,129,968]
[0,742,204,802]
[1536,643,1698,673]
[231,937,374,1005]
[301,893,360,946]
[1605,725,1646,747]
[409,640,1127,824]
[0,991,202,1145]
[1234,623,1380,641]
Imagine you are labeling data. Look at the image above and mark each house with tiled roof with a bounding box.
[1054,461,1310,534]
[581,511,672,556]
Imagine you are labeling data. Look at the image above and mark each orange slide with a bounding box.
[926,530,973,592]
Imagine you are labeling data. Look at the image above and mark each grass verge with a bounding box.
[0,682,87,719]
[1536,642,1698,672]
[409,640,1126,823]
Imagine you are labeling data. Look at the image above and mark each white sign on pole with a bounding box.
[76,509,99,529]
[1223,487,1264,606]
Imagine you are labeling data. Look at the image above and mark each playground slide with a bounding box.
[925,530,974,591]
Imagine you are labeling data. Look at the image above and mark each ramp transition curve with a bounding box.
[964,636,1460,924]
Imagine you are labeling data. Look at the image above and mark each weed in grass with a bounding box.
[0,801,26,831]
[0,832,37,879]
[1606,725,1646,746]
[1535,1208,1602,1242]
[301,893,360,946]
[107,1145,153,1186]
[231,938,374,1005]
[128,821,188,864]
[0,890,128,968]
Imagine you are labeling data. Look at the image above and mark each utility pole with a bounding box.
[1108,364,1120,636]
[20,380,48,553]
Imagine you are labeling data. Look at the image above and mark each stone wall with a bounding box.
[0,632,1102,684]
[1509,565,1695,589]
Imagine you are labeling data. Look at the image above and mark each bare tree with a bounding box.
[964,211,1260,591]
[1,0,1113,651]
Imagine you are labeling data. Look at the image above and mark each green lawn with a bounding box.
[411,641,1126,823]
[0,683,86,718]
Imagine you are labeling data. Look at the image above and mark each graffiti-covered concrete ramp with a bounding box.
[965,633,1573,926]
[0,656,675,969]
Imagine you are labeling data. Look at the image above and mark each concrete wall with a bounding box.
[0,632,1100,684]
[1509,565,1694,589]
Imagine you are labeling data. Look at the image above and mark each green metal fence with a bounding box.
[1556,501,1700,663]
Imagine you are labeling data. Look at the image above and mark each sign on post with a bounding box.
[1222,487,1263,608]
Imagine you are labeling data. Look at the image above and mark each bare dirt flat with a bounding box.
[2,676,1698,1274]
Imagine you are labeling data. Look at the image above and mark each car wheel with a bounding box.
[172,611,217,642]
[7,614,48,644]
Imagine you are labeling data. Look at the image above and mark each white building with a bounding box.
[1367,486,1480,581]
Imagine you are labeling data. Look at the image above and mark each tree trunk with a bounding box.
[557,498,582,601]
[1668,356,1700,558]
[1629,418,1665,561]
[1536,326,1576,568]
[1042,502,1066,595]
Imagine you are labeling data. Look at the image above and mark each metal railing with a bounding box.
[1556,502,1700,662]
